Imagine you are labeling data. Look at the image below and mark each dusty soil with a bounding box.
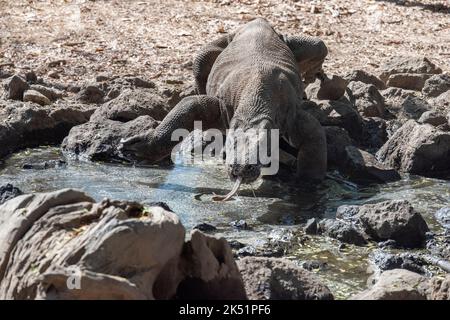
[1,0,449,87]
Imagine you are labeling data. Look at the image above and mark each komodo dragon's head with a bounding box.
[212,115,274,201]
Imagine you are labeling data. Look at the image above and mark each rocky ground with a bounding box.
[0,0,450,300]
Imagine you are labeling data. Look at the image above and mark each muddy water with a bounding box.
[1,147,449,299]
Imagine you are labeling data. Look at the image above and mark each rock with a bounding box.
[0,100,94,160]
[62,89,169,161]
[370,250,428,275]
[29,84,65,101]
[228,240,246,250]
[237,257,333,300]
[301,260,328,271]
[22,159,67,170]
[351,269,429,300]
[76,85,104,104]
[319,219,367,245]
[376,120,450,177]
[0,184,23,205]
[23,90,52,106]
[398,96,431,120]
[316,100,363,140]
[93,88,170,122]
[343,146,401,183]
[378,56,442,83]
[435,207,450,229]
[305,75,347,100]
[350,200,429,248]
[343,70,386,90]
[324,126,353,166]
[61,116,158,161]
[176,230,247,299]
[347,81,386,118]
[230,220,252,230]
[361,117,388,150]
[431,90,450,114]
[304,218,319,235]
[25,70,37,83]
[6,75,29,100]
[422,74,450,98]
[381,87,418,112]
[386,73,431,91]
[418,110,447,127]
[193,223,217,232]
[0,189,246,300]
[428,275,450,300]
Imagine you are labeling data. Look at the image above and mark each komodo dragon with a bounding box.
[119,18,328,200]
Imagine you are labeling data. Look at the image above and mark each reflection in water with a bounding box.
[1,147,449,299]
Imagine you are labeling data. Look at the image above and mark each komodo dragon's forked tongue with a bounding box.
[212,177,242,202]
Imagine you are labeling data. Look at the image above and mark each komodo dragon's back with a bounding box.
[206,18,304,114]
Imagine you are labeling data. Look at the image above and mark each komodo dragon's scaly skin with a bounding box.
[120,18,328,191]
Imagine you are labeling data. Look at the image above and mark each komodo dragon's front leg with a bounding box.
[285,107,327,183]
[119,95,227,163]
[193,33,234,94]
[282,35,328,84]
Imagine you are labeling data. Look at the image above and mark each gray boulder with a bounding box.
[0,189,246,300]
[350,269,429,300]
[344,146,401,183]
[418,110,447,127]
[378,56,442,83]
[237,257,333,300]
[319,218,367,245]
[422,74,450,98]
[343,69,385,90]
[347,81,386,118]
[5,75,29,100]
[386,73,431,91]
[23,89,51,106]
[376,120,450,177]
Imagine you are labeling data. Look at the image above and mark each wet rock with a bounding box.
[418,110,447,127]
[22,159,67,170]
[351,269,429,300]
[316,100,363,140]
[351,200,429,248]
[301,260,328,271]
[305,75,347,101]
[347,81,386,118]
[361,117,388,150]
[23,90,51,106]
[0,100,94,160]
[61,116,158,161]
[370,250,428,275]
[304,218,319,235]
[422,74,450,98]
[319,219,367,246]
[76,85,104,104]
[0,189,246,300]
[193,223,217,232]
[29,84,65,101]
[324,126,353,166]
[386,73,431,91]
[237,257,334,300]
[378,56,442,83]
[236,245,258,257]
[343,69,385,90]
[428,275,450,300]
[344,146,401,183]
[435,207,450,229]
[230,220,252,230]
[5,75,29,100]
[0,184,23,205]
[376,120,450,177]
[228,240,246,250]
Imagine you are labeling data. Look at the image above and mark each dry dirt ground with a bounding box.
[1,0,449,88]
